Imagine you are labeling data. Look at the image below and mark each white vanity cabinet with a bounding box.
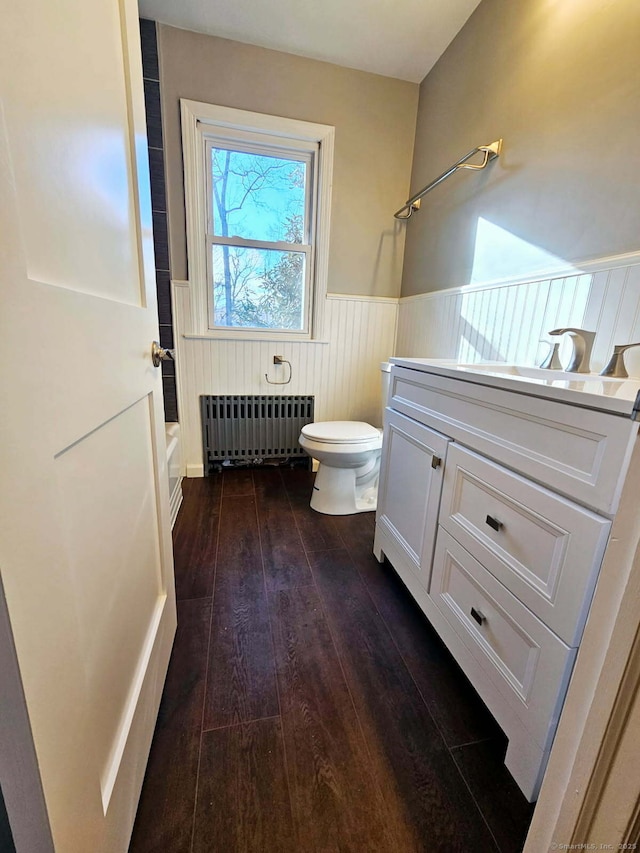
[374,360,639,802]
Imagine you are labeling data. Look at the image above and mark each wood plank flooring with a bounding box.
[130,467,533,853]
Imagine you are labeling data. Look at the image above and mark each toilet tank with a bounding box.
[380,362,392,422]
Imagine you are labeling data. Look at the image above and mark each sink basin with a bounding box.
[453,363,620,383]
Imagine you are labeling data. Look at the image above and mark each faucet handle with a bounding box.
[548,328,596,373]
[539,340,562,370]
[600,343,640,378]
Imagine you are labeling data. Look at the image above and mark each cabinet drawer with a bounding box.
[431,529,575,747]
[440,445,610,646]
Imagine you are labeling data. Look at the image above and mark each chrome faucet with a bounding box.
[549,328,596,373]
[600,343,640,378]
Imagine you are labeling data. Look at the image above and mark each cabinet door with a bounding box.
[376,409,450,589]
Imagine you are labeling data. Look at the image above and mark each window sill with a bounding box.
[181,333,330,344]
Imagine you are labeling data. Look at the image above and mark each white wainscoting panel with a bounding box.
[397,257,640,379]
[172,285,398,475]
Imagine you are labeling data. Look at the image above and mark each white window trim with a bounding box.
[181,99,334,340]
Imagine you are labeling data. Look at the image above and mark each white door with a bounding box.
[0,0,176,850]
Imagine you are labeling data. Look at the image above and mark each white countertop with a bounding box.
[389,358,640,419]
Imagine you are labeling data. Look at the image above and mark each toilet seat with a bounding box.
[301,420,380,445]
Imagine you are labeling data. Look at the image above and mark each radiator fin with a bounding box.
[201,394,314,471]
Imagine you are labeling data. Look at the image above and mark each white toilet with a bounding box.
[299,362,391,515]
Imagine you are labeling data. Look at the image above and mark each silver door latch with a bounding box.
[151,341,175,367]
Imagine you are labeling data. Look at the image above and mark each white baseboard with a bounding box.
[186,463,205,478]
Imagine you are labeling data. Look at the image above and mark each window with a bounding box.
[207,139,312,332]
[181,101,334,339]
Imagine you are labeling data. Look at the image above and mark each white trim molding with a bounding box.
[185,463,205,478]
[327,292,400,304]
[180,99,334,341]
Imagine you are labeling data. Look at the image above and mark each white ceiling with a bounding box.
[138,0,482,83]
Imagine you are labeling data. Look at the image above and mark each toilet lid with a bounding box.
[301,421,380,444]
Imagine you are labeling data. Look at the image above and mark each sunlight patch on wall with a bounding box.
[470,217,578,286]
[457,219,591,365]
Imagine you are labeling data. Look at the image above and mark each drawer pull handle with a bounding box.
[485,514,503,532]
[431,455,442,469]
[471,607,486,626]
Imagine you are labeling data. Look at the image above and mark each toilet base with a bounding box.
[309,457,379,515]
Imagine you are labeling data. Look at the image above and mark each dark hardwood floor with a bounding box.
[130,467,534,853]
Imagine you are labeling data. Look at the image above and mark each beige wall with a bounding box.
[158,25,418,297]
[401,0,640,296]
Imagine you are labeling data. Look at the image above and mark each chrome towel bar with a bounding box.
[394,139,502,220]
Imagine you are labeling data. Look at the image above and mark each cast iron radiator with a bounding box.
[201,394,315,472]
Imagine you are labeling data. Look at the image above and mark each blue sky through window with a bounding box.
[211,148,306,243]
